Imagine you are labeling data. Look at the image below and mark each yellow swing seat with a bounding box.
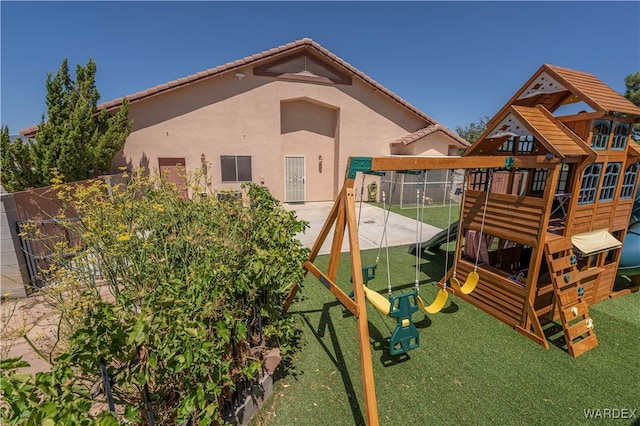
[362,286,391,315]
[417,288,448,314]
[362,286,412,328]
[450,272,479,295]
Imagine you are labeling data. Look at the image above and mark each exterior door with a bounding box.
[159,158,188,199]
[285,156,305,202]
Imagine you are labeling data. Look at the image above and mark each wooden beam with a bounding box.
[367,155,558,173]
[556,111,606,123]
[345,188,379,426]
[283,185,346,314]
[327,193,347,281]
[304,261,358,315]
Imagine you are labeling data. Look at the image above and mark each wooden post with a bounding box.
[345,187,379,426]
[520,162,560,337]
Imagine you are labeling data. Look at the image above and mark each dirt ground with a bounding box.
[1,292,62,374]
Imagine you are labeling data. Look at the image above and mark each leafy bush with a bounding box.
[1,171,308,424]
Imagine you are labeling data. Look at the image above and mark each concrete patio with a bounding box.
[283,201,441,255]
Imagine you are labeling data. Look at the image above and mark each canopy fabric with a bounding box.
[571,229,622,256]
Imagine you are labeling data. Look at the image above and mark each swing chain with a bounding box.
[474,169,494,273]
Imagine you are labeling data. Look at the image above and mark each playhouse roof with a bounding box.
[464,104,596,159]
[491,64,640,121]
[628,141,640,158]
[466,64,640,158]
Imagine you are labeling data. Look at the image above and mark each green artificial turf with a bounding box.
[252,244,640,426]
[370,203,461,231]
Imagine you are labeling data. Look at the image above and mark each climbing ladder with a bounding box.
[543,236,598,358]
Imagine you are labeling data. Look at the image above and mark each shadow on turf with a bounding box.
[542,321,569,354]
[298,300,367,426]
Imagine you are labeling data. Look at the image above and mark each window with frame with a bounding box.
[578,163,602,204]
[531,168,548,193]
[497,138,515,153]
[604,231,623,266]
[620,163,639,199]
[590,120,611,150]
[556,163,572,193]
[611,122,630,150]
[518,135,535,153]
[470,169,489,191]
[497,135,535,153]
[220,155,252,182]
[599,162,621,202]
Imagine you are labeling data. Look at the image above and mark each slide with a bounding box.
[409,221,458,255]
[618,193,640,277]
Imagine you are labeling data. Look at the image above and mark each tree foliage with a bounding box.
[1,127,40,192]
[623,71,640,140]
[454,115,490,144]
[1,59,131,192]
[624,71,640,107]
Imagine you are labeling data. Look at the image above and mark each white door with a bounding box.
[285,156,305,202]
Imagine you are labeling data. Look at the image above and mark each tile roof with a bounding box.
[21,38,442,137]
[390,124,470,148]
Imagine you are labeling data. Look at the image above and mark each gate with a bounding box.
[284,156,305,202]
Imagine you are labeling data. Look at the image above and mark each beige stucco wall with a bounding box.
[112,66,445,202]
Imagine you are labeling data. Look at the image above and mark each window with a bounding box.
[221,155,252,182]
[518,135,535,153]
[620,163,639,199]
[599,163,621,202]
[497,135,535,153]
[556,163,572,193]
[531,168,548,193]
[578,163,602,204]
[470,169,489,191]
[497,138,515,153]
[590,120,611,150]
[611,122,630,150]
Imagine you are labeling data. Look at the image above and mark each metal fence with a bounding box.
[380,169,465,209]
[17,218,81,288]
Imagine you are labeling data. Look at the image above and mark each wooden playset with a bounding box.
[282,65,640,426]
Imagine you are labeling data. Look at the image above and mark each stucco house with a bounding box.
[24,38,468,203]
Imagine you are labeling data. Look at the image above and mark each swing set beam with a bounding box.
[282,155,559,426]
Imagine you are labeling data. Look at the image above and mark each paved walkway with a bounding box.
[283,201,441,255]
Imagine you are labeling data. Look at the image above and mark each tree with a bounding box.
[624,72,640,106]
[623,71,640,141]
[0,127,40,192]
[1,59,131,192]
[455,115,490,144]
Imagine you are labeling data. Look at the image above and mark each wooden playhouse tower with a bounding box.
[451,64,640,357]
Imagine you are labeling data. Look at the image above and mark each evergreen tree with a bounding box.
[2,59,131,191]
[0,127,40,192]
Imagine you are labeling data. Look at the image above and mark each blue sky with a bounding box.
[1,1,639,135]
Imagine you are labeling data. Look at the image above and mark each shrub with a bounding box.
[1,170,309,425]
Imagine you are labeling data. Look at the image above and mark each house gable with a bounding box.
[254,51,352,85]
